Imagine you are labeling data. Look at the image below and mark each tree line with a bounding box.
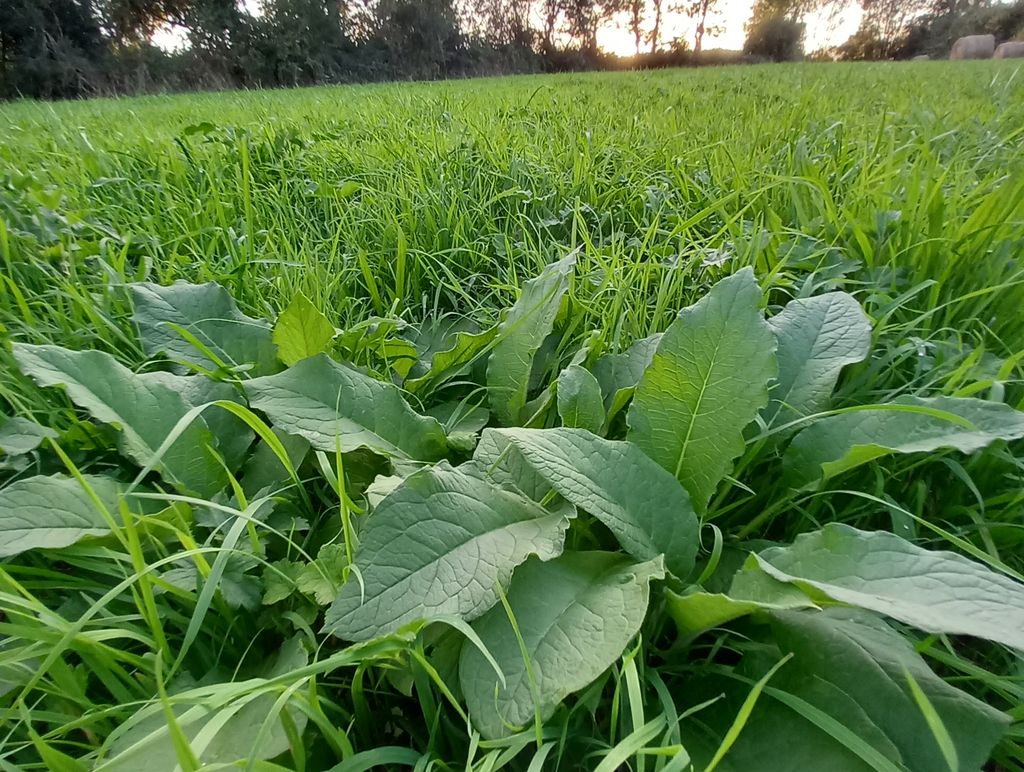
[837,0,1024,60]
[2,0,1022,100]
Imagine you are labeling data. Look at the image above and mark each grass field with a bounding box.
[2,62,1024,770]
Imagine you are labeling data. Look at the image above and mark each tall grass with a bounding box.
[3,65,1024,344]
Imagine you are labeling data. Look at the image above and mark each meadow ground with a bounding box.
[3,63,1024,345]
[2,62,1024,770]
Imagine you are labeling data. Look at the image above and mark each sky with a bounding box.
[155,1,864,56]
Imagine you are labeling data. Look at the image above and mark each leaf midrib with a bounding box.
[673,318,727,481]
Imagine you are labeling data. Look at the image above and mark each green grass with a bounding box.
[3,64,1024,344]
[2,62,1024,770]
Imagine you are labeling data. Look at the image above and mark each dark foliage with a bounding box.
[744,16,805,61]
[0,0,108,98]
[1,0,769,100]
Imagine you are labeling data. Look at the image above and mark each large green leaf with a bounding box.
[627,268,776,511]
[12,344,226,496]
[473,429,554,502]
[666,583,815,638]
[240,428,310,498]
[324,462,569,641]
[460,552,664,740]
[96,637,309,771]
[405,316,478,377]
[243,354,447,461]
[591,333,662,418]
[131,281,278,376]
[679,609,1007,772]
[768,609,1008,772]
[481,428,699,577]
[137,371,253,473]
[272,291,336,366]
[679,669,897,772]
[556,365,605,433]
[742,523,1024,651]
[763,292,871,431]
[487,255,575,426]
[0,416,57,455]
[784,395,1024,488]
[405,323,497,395]
[426,400,489,443]
[0,474,151,558]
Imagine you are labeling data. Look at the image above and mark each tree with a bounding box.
[182,0,246,73]
[688,0,723,52]
[464,0,529,44]
[844,0,930,58]
[100,0,250,82]
[626,0,642,54]
[1,0,107,98]
[375,0,464,77]
[747,0,839,25]
[246,0,352,85]
[562,0,622,51]
[100,0,196,42]
[563,0,598,50]
[928,0,990,17]
[539,0,561,51]
[648,0,663,51]
[345,0,380,40]
[744,14,805,60]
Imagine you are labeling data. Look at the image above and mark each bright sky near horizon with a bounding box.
[154,1,864,56]
[596,1,863,54]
